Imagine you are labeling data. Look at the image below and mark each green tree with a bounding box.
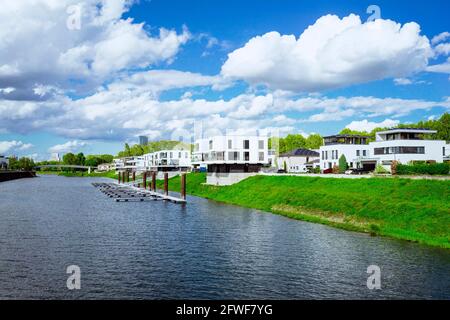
[338,155,348,174]
[305,134,323,149]
[76,153,86,166]
[63,153,77,165]
[281,134,307,153]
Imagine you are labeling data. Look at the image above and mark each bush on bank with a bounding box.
[396,163,450,175]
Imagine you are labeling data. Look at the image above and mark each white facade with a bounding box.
[319,135,371,171]
[319,130,447,173]
[192,135,269,166]
[143,149,191,171]
[192,135,269,185]
[277,149,320,173]
[366,129,446,170]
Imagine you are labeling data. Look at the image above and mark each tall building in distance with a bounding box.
[139,136,149,146]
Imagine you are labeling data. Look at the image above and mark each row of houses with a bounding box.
[112,128,450,185]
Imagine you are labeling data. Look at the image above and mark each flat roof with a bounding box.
[377,128,437,135]
[323,134,369,139]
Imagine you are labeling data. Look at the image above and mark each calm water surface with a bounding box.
[0,175,449,299]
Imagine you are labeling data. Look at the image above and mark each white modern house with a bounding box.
[192,135,269,185]
[0,155,8,170]
[363,128,447,171]
[319,135,371,172]
[146,149,191,173]
[277,148,320,173]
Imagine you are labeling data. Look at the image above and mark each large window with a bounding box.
[356,150,360,157]
[259,152,264,161]
[374,146,425,155]
[243,140,250,149]
[228,152,240,161]
[228,139,232,149]
[258,140,264,150]
[244,152,250,161]
[209,140,213,150]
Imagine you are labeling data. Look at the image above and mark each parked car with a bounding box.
[277,169,286,174]
[323,168,333,174]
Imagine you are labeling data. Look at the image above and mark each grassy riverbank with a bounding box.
[158,173,450,248]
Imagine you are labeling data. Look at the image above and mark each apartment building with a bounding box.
[192,135,269,185]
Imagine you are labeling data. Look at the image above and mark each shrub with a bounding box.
[313,166,321,174]
[332,164,339,174]
[338,155,348,174]
[396,163,450,175]
[375,164,389,174]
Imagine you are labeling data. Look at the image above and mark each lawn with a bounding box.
[158,173,450,248]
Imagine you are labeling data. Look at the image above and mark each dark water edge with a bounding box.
[0,175,448,300]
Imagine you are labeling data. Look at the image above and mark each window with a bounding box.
[374,146,425,155]
[170,152,173,158]
[179,152,181,158]
[356,150,360,156]
[259,152,264,161]
[325,151,328,160]
[244,152,250,161]
[335,150,338,159]
[363,150,367,157]
[209,140,213,150]
[228,152,240,161]
[244,140,250,149]
[321,151,324,160]
[228,139,232,149]
[259,140,264,150]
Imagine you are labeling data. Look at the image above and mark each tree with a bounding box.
[305,134,323,149]
[338,155,348,174]
[9,157,35,171]
[76,153,86,166]
[281,134,307,154]
[63,153,77,165]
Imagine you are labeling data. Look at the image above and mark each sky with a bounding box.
[0,0,449,160]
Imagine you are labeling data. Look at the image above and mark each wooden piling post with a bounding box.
[181,173,186,200]
[143,172,147,189]
[152,172,156,191]
[164,173,169,196]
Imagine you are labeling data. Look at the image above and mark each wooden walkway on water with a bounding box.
[92,182,187,204]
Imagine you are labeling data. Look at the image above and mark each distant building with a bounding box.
[97,163,112,172]
[192,135,269,185]
[139,136,149,146]
[0,155,9,170]
[50,153,61,162]
[277,148,320,173]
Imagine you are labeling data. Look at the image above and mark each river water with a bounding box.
[0,175,448,299]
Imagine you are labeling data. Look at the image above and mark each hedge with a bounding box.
[396,163,450,175]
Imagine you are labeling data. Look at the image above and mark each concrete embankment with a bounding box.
[0,171,36,182]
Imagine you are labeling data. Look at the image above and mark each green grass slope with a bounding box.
[159,173,450,248]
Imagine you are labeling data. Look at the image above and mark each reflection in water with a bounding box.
[0,175,448,299]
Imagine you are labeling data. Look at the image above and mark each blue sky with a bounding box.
[0,0,449,160]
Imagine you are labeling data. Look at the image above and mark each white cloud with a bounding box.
[431,32,450,45]
[345,119,400,132]
[221,14,432,92]
[427,57,450,74]
[0,0,190,100]
[0,140,33,154]
[434,43,450,56]
[48,140,88,153]
[394,78,413,85]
